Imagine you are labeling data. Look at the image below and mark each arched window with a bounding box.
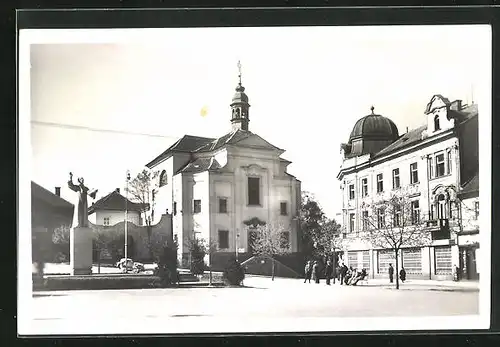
[235,108,240,118]
[436,194,447,219]
[159,170,167,187]
[434,115,441,131]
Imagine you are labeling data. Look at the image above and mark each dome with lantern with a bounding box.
[342,106,400,157]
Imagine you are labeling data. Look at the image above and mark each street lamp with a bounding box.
[124,170,131,273]
[235,231,240,262]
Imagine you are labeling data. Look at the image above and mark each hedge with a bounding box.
[33,274,163,291]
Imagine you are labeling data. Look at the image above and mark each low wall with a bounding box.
[89,213,172,263]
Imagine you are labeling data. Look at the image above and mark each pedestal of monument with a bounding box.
[70,226,93,275]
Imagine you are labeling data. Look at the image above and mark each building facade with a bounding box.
[146,71,301,266]
[88,189,147,226]
[337,95,479,281]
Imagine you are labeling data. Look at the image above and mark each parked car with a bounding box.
[115,258,145,273]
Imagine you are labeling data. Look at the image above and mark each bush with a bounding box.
[153,243,178,287]
[188,238,206,276]
[223,258,245,286]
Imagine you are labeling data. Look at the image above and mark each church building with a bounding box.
[337,95,479,281]
[146,65,301,266]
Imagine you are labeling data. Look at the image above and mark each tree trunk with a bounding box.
[395,249,400,290]
[271,257,275,281]
[209,250,213,286]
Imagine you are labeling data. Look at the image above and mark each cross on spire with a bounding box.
[371,105,375,114]
[237,60,242,85]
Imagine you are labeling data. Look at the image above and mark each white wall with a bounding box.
[90,209,141,226]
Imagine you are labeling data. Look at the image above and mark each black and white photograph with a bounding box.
[18,22,491,335]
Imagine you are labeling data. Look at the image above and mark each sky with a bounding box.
[25,25,490,219]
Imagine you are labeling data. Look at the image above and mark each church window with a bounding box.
[235,108,241,118]
[377,174,384,193]
[193,199,201,214]
[159,170,167,187]
[248,177,260,205]
[434,115,440,131]
[280,202,288,216]
[173,202,177,216]
[103,217,110,226]
[219,198,228,214]
[218,230,229,249]
[348,184,355,200]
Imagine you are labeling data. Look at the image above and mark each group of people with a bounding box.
[303,260,367,286]
[304,260,336,285]
[388,264,407,283]
[304,260,408,286]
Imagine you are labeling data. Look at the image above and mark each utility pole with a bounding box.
[124,170,131,273]
[235,231,240,262]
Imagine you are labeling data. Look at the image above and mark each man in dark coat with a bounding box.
[325,260,334,285]
[340,264,348,285]
[388,264,394,283]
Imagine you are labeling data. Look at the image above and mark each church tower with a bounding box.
[230,61,250,131]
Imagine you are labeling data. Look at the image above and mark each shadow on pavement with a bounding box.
[170,314,212,317]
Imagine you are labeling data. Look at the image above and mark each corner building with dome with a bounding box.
[337,95,479,281]
[145,69,301,268]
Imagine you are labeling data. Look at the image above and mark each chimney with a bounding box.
[55,187,61,197]
[450,100,462,111]
[116,188,120,193]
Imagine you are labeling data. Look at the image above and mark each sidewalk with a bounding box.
[243,275,479,291]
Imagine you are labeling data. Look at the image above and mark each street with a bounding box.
[22,275,480,334]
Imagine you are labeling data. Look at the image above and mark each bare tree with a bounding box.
[361,190,431,289]
[249,221,292,281]
[125,169,159,226]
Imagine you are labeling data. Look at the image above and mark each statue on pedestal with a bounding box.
[68,172,98,228]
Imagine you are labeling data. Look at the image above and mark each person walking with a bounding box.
[325,260,333,285]
[304,260,312,283]
[388,263,394,283]
[312,261,320,284]
[399,267,406,283]
[340,263,348,285]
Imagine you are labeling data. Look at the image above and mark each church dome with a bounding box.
[231,84,249,105]
[349,106,399,142]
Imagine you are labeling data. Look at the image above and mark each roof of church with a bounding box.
[195,128,255,152]
[146,135,215,168]
[88,190,148,215]
[31,181,74,209]
[177,157,222,174]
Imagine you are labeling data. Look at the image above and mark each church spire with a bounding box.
[230,60,250,131]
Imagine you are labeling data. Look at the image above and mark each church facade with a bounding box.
[337,95,479,281]
[146,70,301,266]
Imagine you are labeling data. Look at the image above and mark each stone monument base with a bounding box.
[70,226,93,275]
